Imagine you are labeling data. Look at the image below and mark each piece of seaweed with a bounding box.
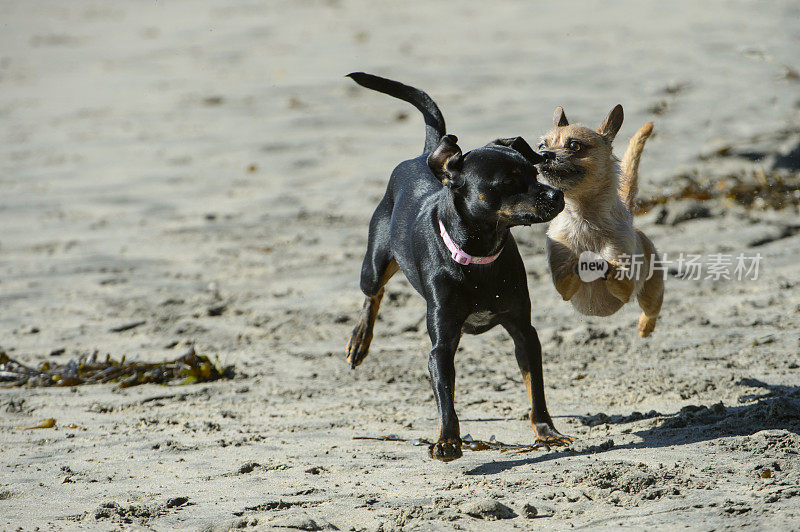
[0,346,233,388]
[634,170,800,215]
[353,433,548,454]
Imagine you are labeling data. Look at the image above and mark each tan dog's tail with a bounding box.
[619,122,654,212]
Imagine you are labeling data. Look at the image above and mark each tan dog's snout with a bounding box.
[538,150,557,161]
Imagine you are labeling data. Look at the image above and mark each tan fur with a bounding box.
[619,122,654,211]
[538,106,663,337]
[635,229,663,337]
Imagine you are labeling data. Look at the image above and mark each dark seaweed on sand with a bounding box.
[0,346,233,388]
[353,433,548,454]
[634,170,800,214]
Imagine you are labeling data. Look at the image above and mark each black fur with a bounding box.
[346,73,566,461]
[347,72,446,154]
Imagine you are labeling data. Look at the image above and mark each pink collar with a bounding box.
[438,220,503,265]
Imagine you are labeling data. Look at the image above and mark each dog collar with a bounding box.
[438,220,503,266]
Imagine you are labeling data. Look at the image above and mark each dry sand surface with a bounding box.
[2,1,800,530]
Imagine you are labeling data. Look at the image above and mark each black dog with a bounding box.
[345,73,570,461]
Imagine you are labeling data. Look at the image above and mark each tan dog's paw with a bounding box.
[638,312,657,337]
[428,439,463,462]
[605,263,635,303]
[606,279,634,303]
[555,273,581,301]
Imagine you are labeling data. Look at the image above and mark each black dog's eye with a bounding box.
[567,140,581,151]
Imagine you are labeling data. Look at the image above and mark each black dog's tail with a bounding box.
[347,72,446,154]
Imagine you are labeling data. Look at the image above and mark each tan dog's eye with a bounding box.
[537,142,546,150]
[567,140,581,151]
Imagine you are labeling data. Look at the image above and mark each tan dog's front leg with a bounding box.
[605,260,635,303]
[547,238,581,301]
[635,230,664,337]
[555,271,581,301]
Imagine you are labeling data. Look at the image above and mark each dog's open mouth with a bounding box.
[537,162,585,189]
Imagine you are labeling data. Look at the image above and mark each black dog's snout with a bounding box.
[545,187,563,205]
[537,186,564,217]
[539,150,556,161]
[536,186,562,203]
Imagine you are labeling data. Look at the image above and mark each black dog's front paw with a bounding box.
[428,439,463,462]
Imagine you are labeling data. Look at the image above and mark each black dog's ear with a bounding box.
[428,134,464,187]
[598,104,624,140]
[553,106,569,127]
[492,137,544,165]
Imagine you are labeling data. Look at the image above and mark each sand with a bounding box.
[1,0,799,529]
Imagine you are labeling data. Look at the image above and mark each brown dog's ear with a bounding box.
[553,106,569,127]
[492,137,544,165]
[598,104,624,140]
[428,134,464,187]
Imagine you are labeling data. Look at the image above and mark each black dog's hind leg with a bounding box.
[426,304,464,462]
[346,196,398,368]
[503,318,573,447]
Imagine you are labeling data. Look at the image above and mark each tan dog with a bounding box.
[536,105,663,337]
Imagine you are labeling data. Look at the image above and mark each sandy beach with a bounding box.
[1,1,799,529]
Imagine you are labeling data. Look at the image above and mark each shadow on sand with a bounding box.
[464,378,800,476]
